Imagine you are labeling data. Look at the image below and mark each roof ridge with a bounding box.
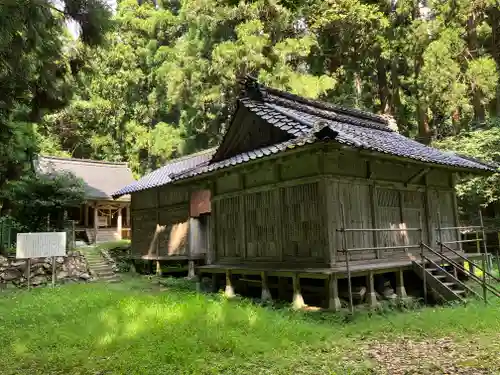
[242,75,388,125]
[163,147,217,166]
[39,155,130,167]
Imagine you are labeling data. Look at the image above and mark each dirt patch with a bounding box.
[365,337,500,374]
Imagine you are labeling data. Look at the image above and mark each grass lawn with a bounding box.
[0,276,498,375]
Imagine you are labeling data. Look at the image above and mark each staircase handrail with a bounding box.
[438,242,499,283]
[422,243,500,298]
[423,256,482,300]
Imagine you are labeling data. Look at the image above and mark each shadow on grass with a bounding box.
[0,277,498,375]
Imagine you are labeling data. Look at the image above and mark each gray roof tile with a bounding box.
[36,156,135,201]
[112,148,216,197]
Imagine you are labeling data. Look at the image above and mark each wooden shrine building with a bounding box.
[118,77,498,308]
[36,155,135,243]
[112,149,215,274]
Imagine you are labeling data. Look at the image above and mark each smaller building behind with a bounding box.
[35,155,135,243]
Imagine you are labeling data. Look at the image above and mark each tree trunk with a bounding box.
[414,53,431,144]
[467,12,486,123]
[390,58,408,134]
[377,56,391,114]
[488,7,500,116]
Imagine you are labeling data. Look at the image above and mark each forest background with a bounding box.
[2,0,500,222]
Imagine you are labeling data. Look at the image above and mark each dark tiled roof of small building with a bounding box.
[36,155,135,201]
[112,148,216,197]
[169,77,496,181]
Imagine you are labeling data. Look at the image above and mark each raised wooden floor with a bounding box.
[129,254,205,261]
[197,251,481,279]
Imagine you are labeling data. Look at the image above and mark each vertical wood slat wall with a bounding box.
[131,187,192,258]
[212,179,461,265]
[214,182,328,264]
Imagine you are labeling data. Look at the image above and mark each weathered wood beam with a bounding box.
[395,268,407,300]
[291,274,305,309]
[405,167,430,186]
[187,260,195,279]
[260,271,272,302]
[366,271,378,308]
[328,274,342,311]
[224,270,235,298]
[212,175,323,200]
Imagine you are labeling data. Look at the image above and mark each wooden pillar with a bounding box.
[322,176,336,266]
[93,204,98,244]
[156,260,162,276]
[117,207,123,239]
[260,271,272,302]
[367,271,378,308]
[292,274,305,309]
[328,274,342,311]
[224,270,235,298]
[451,173,461,251]
[423,174,433,245]
[369,183,380,259]
[187,260,195,279]
[207,181,216,265]
[126,206,130,228]
[83,204,89,227]
[395,268,407,300]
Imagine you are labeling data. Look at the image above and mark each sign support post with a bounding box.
[27,258,31,291]
[52,256,56,287]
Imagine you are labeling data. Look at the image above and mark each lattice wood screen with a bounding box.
[281,183,326,260]
[245,190,280,259]
[215,197,242,259]
[376,188,403,256]
[402,190,425,246]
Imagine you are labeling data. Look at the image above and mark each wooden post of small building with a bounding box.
[328,274,342,311]
[224,270,235,298]
[117,207,122,240]
[260,271,272,303]
[84,204,89,228]
[94,205,99,244]
[291,274,305,309]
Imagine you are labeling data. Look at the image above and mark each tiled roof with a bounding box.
[36,155,135,201]
[170,77,496,181]
[112,148,216,197]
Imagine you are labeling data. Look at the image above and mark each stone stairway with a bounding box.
[82,247,120,283]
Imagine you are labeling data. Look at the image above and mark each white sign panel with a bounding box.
[16,232,66,258]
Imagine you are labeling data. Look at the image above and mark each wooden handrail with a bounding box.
[423,256,481,300]
[422,243,500,298]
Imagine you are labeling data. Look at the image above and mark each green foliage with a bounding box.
[0,172,85,233]
[434,123,500,209]
[0,0,111,197]
[4,0,500,214]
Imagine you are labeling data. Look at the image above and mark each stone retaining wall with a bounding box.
[0,250,91,289]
